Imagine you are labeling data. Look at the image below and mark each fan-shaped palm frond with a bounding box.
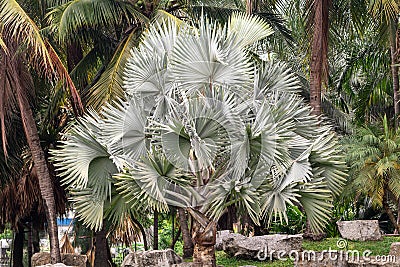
[53,13,346,236]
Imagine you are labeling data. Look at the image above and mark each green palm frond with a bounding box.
[48,0,147,44]
[0,0,83,115]
[85,30,138,111]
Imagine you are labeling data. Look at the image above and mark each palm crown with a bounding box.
[52,13,346,234]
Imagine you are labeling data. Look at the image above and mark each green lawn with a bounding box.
[214,236,400,267]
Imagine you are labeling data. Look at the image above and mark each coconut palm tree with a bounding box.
[53,14,346,266]
[344,115,400,232]
[0,0,84,263]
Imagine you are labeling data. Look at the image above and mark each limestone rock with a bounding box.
[390,243,400,257]
[122,249,182,267]
[215,230,232,251]
[31,252,87,267]
[295,251,348,267]
[221,233,302,260]
[336,220,382,241]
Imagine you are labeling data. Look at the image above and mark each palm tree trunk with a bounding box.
[309,0,329,116]
[178,208,193,258]
[390,23,399,128]
[94,225,111,267]
[15,76,61,263]
[188,208,216,267]
[383,184,400,233]
[12,224,24,267]
[153,210,159,250]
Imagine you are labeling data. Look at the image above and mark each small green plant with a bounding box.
[270,206,306,234]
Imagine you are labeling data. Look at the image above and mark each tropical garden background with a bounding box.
[1,0,400,266]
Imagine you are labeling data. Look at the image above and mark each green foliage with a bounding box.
[270,206,306,234]
[302,236,400,256]
[343,116,400,208]
[0,228,12,239]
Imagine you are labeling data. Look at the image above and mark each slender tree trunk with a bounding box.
[170,228,181,249]
[131,217,148,250]
[396,197,400,234]
[15,76,61,263]
[12,224,24,267]
[309,0,329,116]
[390,23,399,128]
[94,225,111,267]
[153,210,159,250]
[178,208,193,258]
[28,222,33,267]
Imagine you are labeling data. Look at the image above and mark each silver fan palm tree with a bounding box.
[52,13,346,266]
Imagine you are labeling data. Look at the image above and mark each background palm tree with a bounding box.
[53,13,346,266]
[344,115,400,232]
[0,0,84,262]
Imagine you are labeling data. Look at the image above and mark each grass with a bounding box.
[302,236,400,256]
[214,236,400,267]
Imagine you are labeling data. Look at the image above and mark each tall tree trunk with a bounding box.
[12,224,24,267]
[28,222,33,267]
[15,76,61,263]
[153,210,159,250]
[390,23,399,128]
[94,225,111,267]
[178,208,193,258]
[309,0,329,116]
[188,208,216,267]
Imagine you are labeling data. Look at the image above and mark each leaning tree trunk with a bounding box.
[178,208,194,258]
[309,0,329,116]
[15,76,61,263]
[383,182,400,233]
[390,23,400,128]
[187,208,217,267]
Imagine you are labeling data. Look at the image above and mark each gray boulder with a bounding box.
[32,253,87,267]
[337,220,382,241]
[215,230,232,251]
[295,251,348,267]
[122,249,182,267]
[221,233,302,260]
